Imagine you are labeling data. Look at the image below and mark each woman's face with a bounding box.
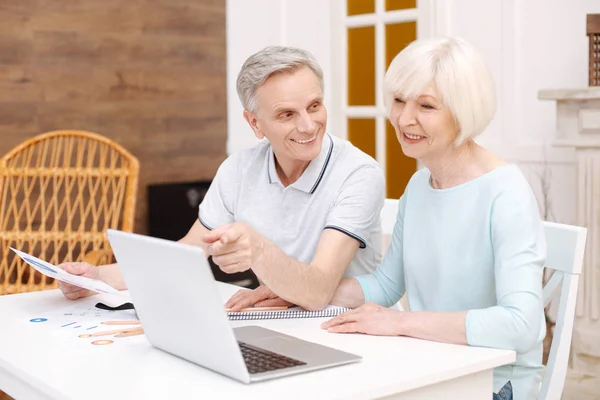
[389,85,459,161]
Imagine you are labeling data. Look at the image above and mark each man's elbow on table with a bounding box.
[299,298,331,312]
[294,290,336,311]
[293,280,339,311]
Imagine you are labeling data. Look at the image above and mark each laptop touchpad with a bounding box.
[250,336,297,354]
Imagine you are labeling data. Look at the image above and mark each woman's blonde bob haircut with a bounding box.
[383,37,496,146]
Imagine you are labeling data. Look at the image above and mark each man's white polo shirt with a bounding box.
[199,133,384,277]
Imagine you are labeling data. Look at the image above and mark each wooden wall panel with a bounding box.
[0,0,227,234]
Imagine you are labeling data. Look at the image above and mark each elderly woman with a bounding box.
[322,37,545,400]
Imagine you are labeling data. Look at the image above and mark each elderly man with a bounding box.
[59,46,384,311]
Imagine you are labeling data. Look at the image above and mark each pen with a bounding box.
[225,306,289,312]
[115,328,145,338]
[90,327,143,337]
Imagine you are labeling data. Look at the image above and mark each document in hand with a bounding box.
[10,248,125,298]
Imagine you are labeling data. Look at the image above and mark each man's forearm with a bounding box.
[252,240,339,311]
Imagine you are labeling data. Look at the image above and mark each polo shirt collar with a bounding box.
[267,133,334,194]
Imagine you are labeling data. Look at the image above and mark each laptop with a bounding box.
[106,229,361,383]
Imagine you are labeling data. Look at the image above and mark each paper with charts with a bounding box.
[10,247,125,297]
[28,303,143,347]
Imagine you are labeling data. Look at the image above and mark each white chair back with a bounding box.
[539,221,587,400]
[381,198,399,253]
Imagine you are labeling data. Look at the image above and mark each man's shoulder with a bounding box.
[220,140,270,173]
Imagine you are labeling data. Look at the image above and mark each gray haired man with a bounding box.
[58,46,385,312]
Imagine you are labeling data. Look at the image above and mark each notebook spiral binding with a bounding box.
[227,307,351,321]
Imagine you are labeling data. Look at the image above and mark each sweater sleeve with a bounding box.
[355,194,407,307]
[465,185,546,353]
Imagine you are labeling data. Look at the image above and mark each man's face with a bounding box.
[244,66,327,166]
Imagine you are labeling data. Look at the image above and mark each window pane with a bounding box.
[385,21,417,68]
[386,121,416,198]
[385,0,416,11]
[347,0,375,16]
[348,26,375,106]
[348,118,376,159]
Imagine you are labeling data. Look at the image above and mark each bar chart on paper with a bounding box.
[28,304,143,346]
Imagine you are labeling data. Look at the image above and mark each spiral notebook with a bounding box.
[227,305,351,321]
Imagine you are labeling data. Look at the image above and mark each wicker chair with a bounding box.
[0,130,139,295]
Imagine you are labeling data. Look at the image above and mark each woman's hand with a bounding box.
[321,302,404,336]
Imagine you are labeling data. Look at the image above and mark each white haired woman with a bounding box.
[322,37,545,400]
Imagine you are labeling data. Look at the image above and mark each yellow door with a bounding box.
[345,0,418,199]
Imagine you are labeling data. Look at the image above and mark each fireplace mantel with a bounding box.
[540,87,600,376]
[539,87,600,100]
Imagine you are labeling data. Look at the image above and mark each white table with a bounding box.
[0,283,515,399]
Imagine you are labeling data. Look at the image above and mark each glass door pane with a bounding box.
[347,0,375,16]
[348,26,376,106]
[348,118,376,159]
[386,121,415,198]
[385,0,416,11]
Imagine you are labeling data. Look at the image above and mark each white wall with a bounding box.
[440,0,600,225]
[226,0,600,225]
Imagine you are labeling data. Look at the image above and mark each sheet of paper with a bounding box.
[31,303,138,330]
[10,248,127,298]
[27,302,145,351]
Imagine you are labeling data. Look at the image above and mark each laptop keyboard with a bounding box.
[238,341,306,374]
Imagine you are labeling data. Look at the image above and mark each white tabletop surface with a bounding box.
[0,283,516,399]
